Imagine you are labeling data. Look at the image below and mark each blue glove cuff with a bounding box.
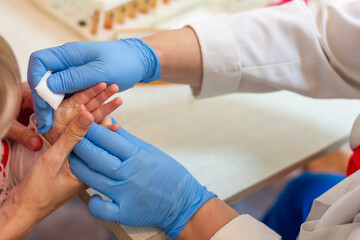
[120,38,161,84]
[165,189,217,239]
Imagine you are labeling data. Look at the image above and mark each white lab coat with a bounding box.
[188,0,360,239]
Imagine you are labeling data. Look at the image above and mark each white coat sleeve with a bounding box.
[210,215,281,240]
[189,0,360,99]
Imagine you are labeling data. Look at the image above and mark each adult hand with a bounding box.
[69,121,216,239]
[28,39,161,134]
[6,82,42,151]
[1,107,94,239]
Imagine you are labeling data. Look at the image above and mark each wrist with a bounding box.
[177,197,239,240]
[141,27,203,93]
[165,187,216,239]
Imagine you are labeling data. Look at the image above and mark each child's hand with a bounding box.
[43,82,122,145]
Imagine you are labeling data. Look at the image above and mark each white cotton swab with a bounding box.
[35,71,65,110]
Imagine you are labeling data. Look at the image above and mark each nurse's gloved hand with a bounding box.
[28,39,161,133]
[69,122,216,239]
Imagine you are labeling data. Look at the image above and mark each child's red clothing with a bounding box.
[0,139,12,203]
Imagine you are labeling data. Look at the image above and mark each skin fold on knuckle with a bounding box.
[57,106,79,126]
[64,125,87,147]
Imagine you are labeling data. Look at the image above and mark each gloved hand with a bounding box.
[28,39,161,133]
[69,121,216,239]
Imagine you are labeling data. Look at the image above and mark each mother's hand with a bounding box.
[0,106,93,239]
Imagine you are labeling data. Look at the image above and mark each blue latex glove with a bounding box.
[69,121,216,239]
[28,39,161,133]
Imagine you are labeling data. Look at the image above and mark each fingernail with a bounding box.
[78,115,92,127]
[30,136,38,149]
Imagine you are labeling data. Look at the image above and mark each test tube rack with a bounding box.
[30,0,204,40]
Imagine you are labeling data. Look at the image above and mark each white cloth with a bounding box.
[211,171,360,240]
[35,71,64,110]
[298,170,360,240]
[188,0,360,239]
[189,0,360,99]
[347,226,360,240]
[210,214,280,240]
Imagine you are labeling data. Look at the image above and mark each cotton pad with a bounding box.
[35,71,64,110]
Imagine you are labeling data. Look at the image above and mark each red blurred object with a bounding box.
[267,0,309,7]
[346,147,360,177]
[1,139,9,169]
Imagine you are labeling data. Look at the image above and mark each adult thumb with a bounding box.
[6,120,42,151]
[51,105,94,163]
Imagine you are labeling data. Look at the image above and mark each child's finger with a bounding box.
[91,97,122,123]
[104,124,120,132]
[69,82,107,107]
[99,116,112,126]
[86,84,119,112]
